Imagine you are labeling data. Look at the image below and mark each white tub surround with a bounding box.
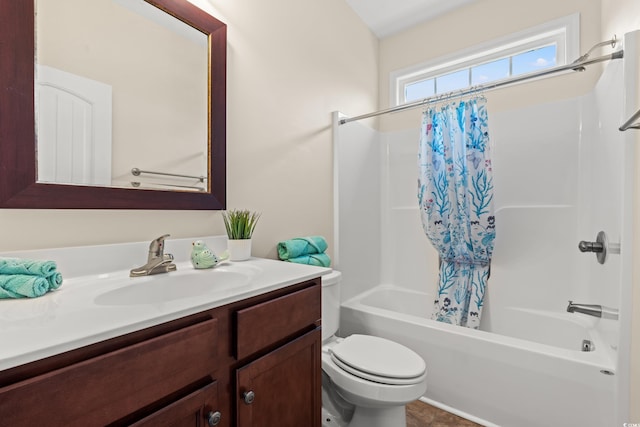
[333,30,639,427]
[0,236,330,371]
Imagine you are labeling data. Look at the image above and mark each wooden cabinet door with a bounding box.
[236,328,321,427]
[130,381,221,427]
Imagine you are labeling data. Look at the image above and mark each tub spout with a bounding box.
[566,301,619,320]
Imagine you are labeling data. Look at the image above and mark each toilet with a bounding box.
[321,270,427,427]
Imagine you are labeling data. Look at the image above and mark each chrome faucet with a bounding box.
[130,234,177,277]
[566,301,619,320]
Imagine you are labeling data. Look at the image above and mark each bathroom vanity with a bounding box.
[0,238,327,427]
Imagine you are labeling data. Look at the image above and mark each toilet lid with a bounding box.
[329,335,426,385]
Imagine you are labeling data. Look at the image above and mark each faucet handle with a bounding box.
[578,231,620,264]
[149,234,170,257]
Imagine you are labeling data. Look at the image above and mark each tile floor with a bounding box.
[406,400,481,427]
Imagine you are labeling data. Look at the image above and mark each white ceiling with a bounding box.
[345,0,478,39]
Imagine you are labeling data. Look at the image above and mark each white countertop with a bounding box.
[0,236,331,371]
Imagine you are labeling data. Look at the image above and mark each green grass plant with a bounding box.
[222,209,261,239]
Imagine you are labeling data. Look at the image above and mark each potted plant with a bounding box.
[222,209,261,261]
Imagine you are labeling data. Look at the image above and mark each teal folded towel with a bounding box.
[48,272,63,290]
[0,258,63,299]
[278,236,328,260]
[0,258,58,277]
[284,253,331,267]
[0,274,50,299]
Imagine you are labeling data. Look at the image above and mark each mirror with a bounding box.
[0,0,226,209]
[36,0,209,192]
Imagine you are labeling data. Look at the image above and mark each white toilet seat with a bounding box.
[321,336,428,407]
[329,334,426,385]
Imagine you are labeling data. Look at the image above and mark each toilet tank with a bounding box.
[321,270,341,342]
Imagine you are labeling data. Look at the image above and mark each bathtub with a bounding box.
[340,286,617,427]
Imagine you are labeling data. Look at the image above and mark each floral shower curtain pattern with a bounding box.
[418,97,495,329]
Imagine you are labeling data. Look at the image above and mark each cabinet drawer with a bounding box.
[0,318,218,427]
[236,284,320,359]
[130,381,219,427]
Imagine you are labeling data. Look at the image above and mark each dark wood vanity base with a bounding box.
[0,279,321,427]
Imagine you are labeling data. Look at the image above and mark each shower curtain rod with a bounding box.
[339,43,624,126]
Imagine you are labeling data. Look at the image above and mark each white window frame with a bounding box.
[390,14,580,106]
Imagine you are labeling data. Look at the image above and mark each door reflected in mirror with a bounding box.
[35,0,208,192]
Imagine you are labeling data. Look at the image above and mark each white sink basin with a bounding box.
[0,236,332,372]
[94,266,252,306]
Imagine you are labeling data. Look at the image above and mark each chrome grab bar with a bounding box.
[131,167,207,182]
[131,181,205,191]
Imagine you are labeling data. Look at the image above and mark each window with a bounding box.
[391,14,579,106]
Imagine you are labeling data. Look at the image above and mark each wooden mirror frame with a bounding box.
[0,0,226,209]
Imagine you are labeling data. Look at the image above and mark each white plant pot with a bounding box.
[228,239,252,261]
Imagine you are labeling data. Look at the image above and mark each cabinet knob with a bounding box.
[206,411,222,426]
[242,390,255,405]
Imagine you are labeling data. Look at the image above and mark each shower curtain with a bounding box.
[418,97,495,329]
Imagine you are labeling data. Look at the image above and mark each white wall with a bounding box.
[601,1,640,422]
[487,98,582,316]
[334,118,382,301]
[380,128,435,290]
[0,0,378,261]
